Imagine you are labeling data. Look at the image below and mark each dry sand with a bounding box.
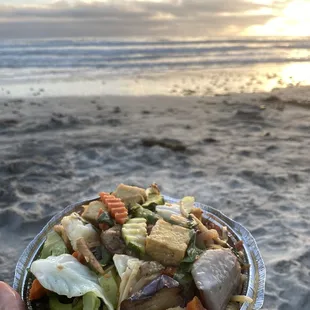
[0,87,310,309]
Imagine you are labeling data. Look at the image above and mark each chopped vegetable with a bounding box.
[118,260,142,306]
[122,218,147,255]
[139,261,164,277]
[83,292,101,310]
[156,204,180,220]
[99,246,113,267]
[72,251,86,265]
[82,200,107,225]
[100,192,128,224]
[145,183,161,197]
[101,225,126,254]
[49,295,83,310]
[155,204,196,227]
[142,183,165,210]
[40,230,69,259]
[191,249,241,310]
[53,224,73,253]
[174,266,195,297]
[186,296,206,310]
[128,275,179,299]
[98,211,114,227]
[130,204,160,224]
[180,196,195,218]
[121,287,183,310]
[29,278,48,301]
[120,275,183,310]
[131,274,159,295]
[113,254,140,278]
[142,196,165,211]
[30,254,114,310]
[76,237,105,275]
[182,230,204,264]
[30,182,249,310]
[61,213,100,251]
[98,268,119,309]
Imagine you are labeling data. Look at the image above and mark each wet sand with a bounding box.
[1,87,310,309]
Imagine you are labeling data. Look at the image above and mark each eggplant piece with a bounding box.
[121,275,183,310]
[130,261,165,295]
[131,274,159,295]
[120,287,183,310]
[191,249,241,310]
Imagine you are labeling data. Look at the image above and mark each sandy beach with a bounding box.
[1,85,310,309]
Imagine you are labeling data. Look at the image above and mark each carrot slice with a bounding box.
[110,208,124,217]
[72,251,86,264]
[97,208,104,218]
[186,296,207,310]
[99,192,109,200]
[102,196,115,203]
[29,279,47,301]
[105,198,122,203]
[114,211,128,222]
[108,201,125,207]
[115,216,127,225]
[99,192,128,224]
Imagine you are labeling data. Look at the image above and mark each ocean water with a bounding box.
[1,37,310,97]
[1,37,310,71]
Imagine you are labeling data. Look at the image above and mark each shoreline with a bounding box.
[1,62,310,100]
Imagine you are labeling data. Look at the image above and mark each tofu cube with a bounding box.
[146,220,191,266]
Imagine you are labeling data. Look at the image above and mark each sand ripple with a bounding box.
[1,92,310,309]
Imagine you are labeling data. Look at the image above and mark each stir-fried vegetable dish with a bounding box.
[29,183,252,310]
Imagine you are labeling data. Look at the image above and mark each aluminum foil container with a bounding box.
[13,195,266,310]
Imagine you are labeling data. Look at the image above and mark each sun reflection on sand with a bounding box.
[280,63,310,86]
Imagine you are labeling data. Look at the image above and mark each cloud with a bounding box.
[0,0,275,38]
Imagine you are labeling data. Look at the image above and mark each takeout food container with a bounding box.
[13,195,266,310]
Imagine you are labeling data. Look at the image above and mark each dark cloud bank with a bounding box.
[0,0,287,38]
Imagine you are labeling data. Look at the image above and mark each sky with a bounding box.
[0,0,310,38]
